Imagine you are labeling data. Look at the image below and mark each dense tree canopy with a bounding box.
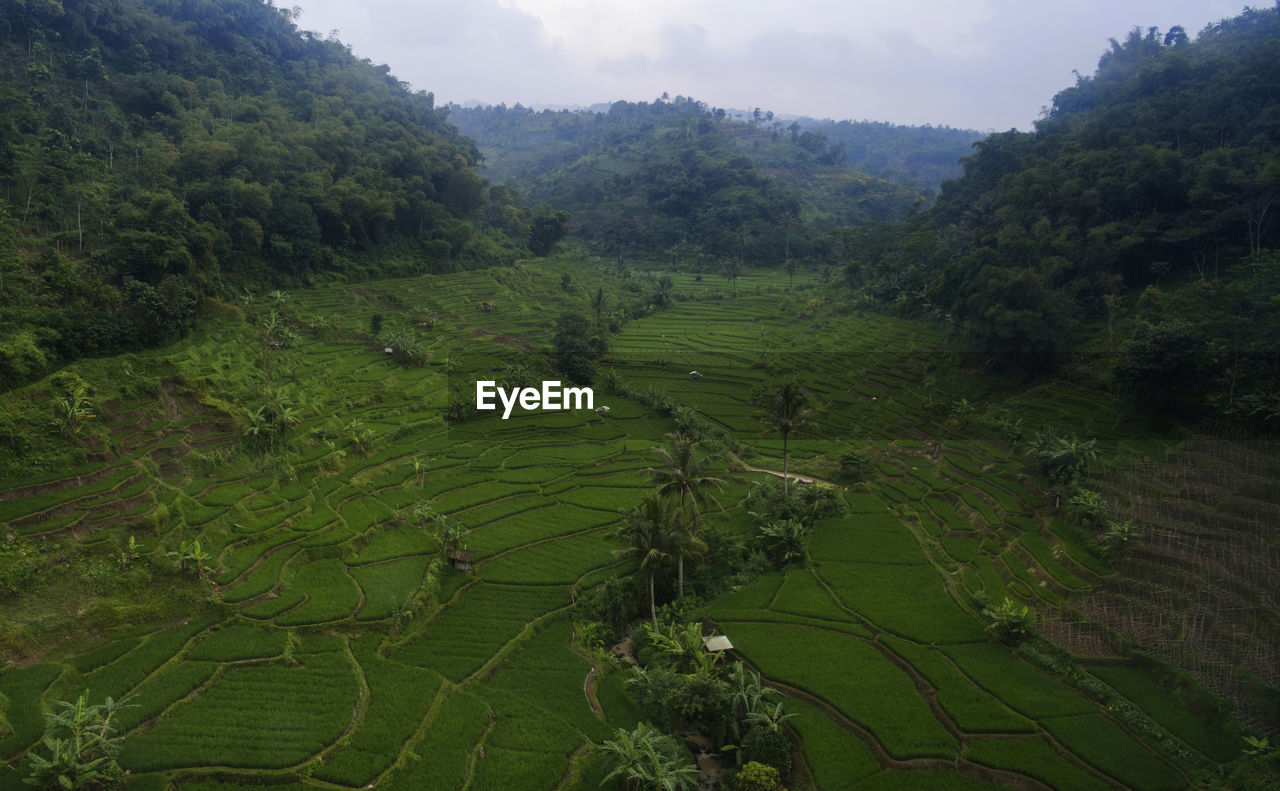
[450,98,925,269]
[845,7,1280,427]
[0,0,544,391]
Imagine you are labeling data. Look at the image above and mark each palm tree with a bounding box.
[591,286,609,327]
[648,434,724,600]
[722,256,744,296]
[798,483,841,531]
[756,381,810,496]
[757,518,810,566]
[613,495,677,629]
[651,275,675,309]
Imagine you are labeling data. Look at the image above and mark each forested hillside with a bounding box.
[789,116,982,191]
[846,8,1280,429]
[450,99,924,268]
[0,0,557,393]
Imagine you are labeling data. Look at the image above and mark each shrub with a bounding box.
[980,595,1035,643]
[734,761,786,791]
[741,725,792,777]
[837,447,871,481]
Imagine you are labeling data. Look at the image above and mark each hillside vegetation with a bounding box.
[450,99,924,267]
[846,9,1280,429]
[0,260,1259,790]
[0,0,560,393]
[1,3,1278,791]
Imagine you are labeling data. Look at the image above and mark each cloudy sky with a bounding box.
[290,0,1245,131]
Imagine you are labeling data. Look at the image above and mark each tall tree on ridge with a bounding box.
[648,433,724,600]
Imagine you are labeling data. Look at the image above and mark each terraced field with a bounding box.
[0,260,1239,789]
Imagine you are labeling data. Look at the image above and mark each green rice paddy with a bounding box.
[0,261,1237,789]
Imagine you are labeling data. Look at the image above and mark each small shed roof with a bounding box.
[702,635,733,652]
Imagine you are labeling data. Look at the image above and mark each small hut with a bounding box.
[448,548,476,573]
[481,301,497,313]
[702,634,733,653]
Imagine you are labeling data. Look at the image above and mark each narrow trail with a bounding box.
[737,464,844,488]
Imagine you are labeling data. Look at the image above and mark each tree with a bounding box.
[438,517,470,556]
[552,311,605,385]
[599,723,699,791]
[722,256,744,296]
[756,519,810,566]
[591,286,609,327]
[651,275,675,309]
[981,596,1035,643]
[755,382,810,496]
[167,539,212,579]
[24,692,134,790]
[797,484,843,530]
[734,761,786,791]
[613,495,677,629]
[648,434,724,600]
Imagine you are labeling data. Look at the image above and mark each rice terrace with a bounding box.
[2,1,1280,790]
[0,258,1271,791]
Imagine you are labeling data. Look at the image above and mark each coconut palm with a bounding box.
[651,275,675,309]
[647,434,724,600]
[591,286,609,327]
[613,495,678,629]
[722,256,745,296]
[755,381,810,496]
[798,483,842,531]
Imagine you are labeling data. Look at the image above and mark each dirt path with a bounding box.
[738,464,844,489]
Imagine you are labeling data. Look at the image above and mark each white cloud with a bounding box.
[291,0,1253,128]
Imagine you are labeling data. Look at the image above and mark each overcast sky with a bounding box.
[289,0,1246,131]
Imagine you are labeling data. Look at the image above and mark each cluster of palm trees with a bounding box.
[613,381,814,627]
[602,655,796,790]
[613,433,725,629]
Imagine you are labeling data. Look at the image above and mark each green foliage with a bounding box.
[979,595,1036,643]
[734,761,786,791]
[756,518,810,566]
[0,0,534,393]
[23,693,134,790]
[552,311,605,385]
[598,722,699,791]
[1028,432,1097,485]
[837,447,871,482]
[843,10,1280,412]
[741,724,792,777]
[449,98,924,267]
